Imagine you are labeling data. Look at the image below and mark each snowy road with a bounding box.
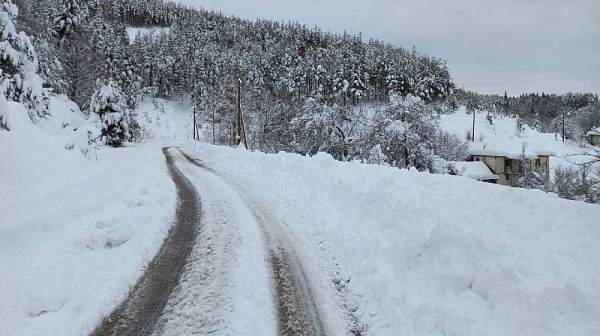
[91,148,201,336]
[179,150,328,336]
[90,148,329,335]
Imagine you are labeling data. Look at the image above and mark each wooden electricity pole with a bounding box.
[472,110,476,142]
[236,79,248,149]
[237,79,241,146]
[193,105,197,140]
[562,110,565,142]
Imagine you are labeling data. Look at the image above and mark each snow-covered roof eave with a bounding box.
[470,149,555,159]
[532,150,556,157]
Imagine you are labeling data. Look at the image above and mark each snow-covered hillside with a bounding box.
[440,107,600,175]
[135,97,194,140]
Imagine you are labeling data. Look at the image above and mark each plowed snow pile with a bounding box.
[186,142,600,336]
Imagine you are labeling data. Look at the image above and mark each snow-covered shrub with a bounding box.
[289,98,352,160]
[0,1,49,119]
[553,165,600,204]
[89,80,136,147]
[65,123,101,160]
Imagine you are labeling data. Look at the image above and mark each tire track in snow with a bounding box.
[90,148,201,336]
[179,150,328,336]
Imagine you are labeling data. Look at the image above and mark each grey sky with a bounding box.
[174,0,600,96]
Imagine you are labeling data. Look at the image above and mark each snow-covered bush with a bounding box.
[289,98,351,160]
[0,1,49,119]
[65,123,101,160]
[89,80,136,147]
[553,165,599,204]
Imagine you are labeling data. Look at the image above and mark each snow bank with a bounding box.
[0,98,95,207]
[186,142,600,336]
[0,143,177,336]
[0,98,179,336]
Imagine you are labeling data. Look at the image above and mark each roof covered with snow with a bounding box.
[469,140,556,159]
[450,161,499,181]
[586,127,600,136]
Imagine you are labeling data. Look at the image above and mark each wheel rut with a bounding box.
[90,148,201,336]
[179,150,328,336]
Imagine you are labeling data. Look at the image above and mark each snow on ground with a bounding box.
[185,141,600,336]
[136,97,194,141]
[0,96,97,207]
[0,99,181,336]
[0,143,177,336]
[439,107,600,176]
[126,27,170,42]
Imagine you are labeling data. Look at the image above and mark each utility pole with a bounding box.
[193,105,197,140]
[212,96,215,145]
[237,79,241,146]
[236,79,248,149]
[562,110,565,142]
[472,109,476,142]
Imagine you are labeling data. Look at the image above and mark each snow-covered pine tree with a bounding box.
[35,31,68,94]
[54,0,82,41]
[89,79,134,147]
[0,0,49,119]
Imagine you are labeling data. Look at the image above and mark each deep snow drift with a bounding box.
[185,142,600,336]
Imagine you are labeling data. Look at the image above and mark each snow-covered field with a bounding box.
[1,98,599,336]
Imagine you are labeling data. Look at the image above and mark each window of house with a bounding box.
[535,159,541,167]
[475,158,480,161]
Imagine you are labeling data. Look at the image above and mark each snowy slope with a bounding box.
[0,95,96,207]
[184,141,600,336]
[126,27,170,42]
[135,97,194,141]
[440,107,600,175]
[0,99,180,336]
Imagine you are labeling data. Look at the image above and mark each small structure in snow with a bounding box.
[449,161,499,183]
[586,127,600,146]
[468,147,553,187]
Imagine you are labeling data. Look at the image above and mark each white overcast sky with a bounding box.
[173,0,600,96]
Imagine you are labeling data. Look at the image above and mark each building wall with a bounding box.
[471,155,550,187]
[472,155,507,185]
[588,135,600,146]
